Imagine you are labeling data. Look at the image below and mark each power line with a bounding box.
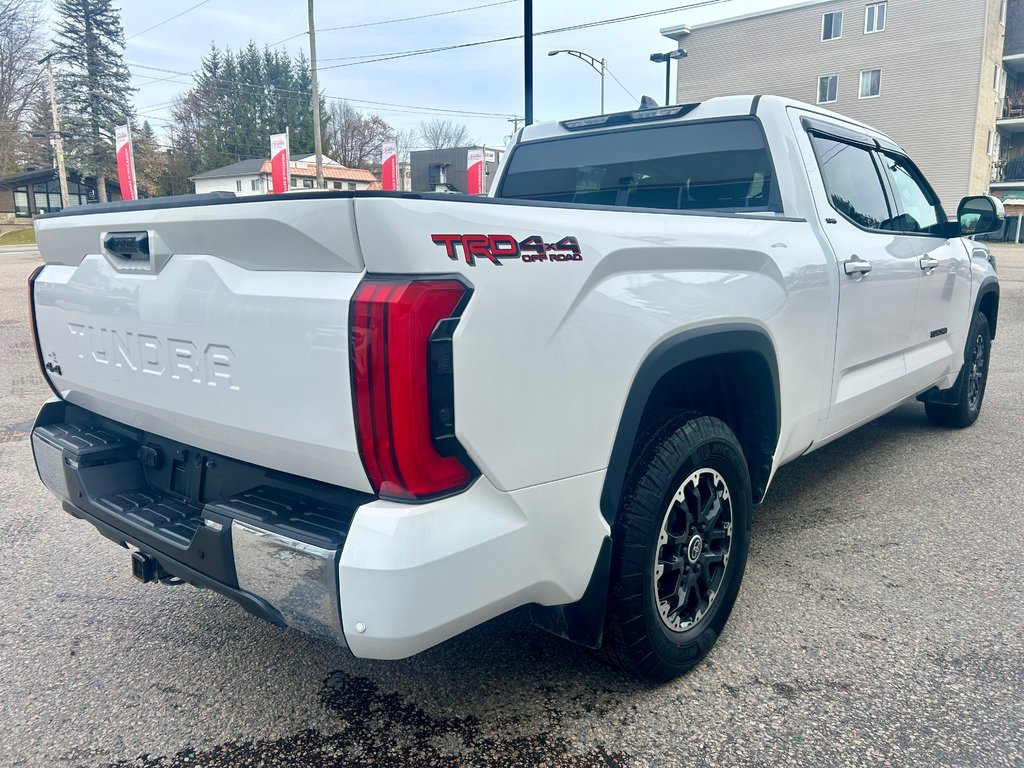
[126,0,215,41]
[322,1,516,32]
[606,67,637,102]
[125,61,519,118]
[316,0,731,71]
[267,0,517,47]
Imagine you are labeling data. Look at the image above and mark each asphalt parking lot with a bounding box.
[1,243,1022,768]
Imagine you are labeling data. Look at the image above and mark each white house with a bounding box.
[191,155,380,196]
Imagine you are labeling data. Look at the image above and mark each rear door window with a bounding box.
[809,133,894,230]
[498,119,781,214]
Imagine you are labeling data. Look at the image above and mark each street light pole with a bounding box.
[548,49,607,115]
[650,49,687,106]
[39,54,69,209]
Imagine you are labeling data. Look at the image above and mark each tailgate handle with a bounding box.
[103,231,150,261]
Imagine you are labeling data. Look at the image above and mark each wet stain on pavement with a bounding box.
[102,671,631,767]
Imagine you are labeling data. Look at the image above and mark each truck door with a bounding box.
[800,122,922,437]
[875,149,973,393]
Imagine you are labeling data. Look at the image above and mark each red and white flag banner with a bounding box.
[114,124,137,201]
[466,149,485,196]
[270,131,290,194]
[381,141,398,191]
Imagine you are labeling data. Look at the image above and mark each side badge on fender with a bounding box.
[431,234,583,266]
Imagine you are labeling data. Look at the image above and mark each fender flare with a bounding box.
[975,277,999,339]
[599,323,781,525]
[531,323,780,649]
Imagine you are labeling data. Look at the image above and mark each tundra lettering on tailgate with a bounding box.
[66,323,238,390]
[431,234,583,266]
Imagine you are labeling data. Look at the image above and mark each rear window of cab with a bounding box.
[498,119,782,214]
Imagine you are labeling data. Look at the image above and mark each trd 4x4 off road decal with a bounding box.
[431,234,583,266]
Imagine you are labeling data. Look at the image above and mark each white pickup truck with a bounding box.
[29,96,1001,681]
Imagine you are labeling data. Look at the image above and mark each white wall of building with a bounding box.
[194,174,268,197]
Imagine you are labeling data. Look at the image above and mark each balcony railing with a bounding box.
[1002,102,1022,120]
[993,156,1024,183]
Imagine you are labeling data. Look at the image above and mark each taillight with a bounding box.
[350,277,476,501]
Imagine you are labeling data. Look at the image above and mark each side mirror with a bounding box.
[957,194,1004,236]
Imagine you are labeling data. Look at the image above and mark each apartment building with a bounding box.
[661,0,1006,212]
[993,0,1024,197]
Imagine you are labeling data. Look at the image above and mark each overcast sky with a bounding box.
[98,0,798,153]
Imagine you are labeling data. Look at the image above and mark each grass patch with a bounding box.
[0,228,36,245]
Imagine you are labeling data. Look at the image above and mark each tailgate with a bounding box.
[32,195,372,493]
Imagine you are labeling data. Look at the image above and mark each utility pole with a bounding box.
[524,0,533,125]
[40,54,69,209]
[507,115,523,134]
[307,0,324,188]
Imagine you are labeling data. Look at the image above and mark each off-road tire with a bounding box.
[603,411,752,683]
[925,311,991,429]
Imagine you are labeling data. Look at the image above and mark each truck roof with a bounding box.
[517,94,902,152]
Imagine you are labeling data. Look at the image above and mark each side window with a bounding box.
[809,133,892,230]
[879,152,946,236]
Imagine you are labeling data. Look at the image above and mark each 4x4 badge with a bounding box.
[431,234,583,266]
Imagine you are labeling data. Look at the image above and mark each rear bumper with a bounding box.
[32,401,609,659]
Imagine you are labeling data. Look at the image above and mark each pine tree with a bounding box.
[131,120,164,198]
[171,43,326,175]
[20,90,55,171]
[52,0,134,201]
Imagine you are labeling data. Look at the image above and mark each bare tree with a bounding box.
[417,118,472,150]
[394,126,418,163]
[0,0,46,173]
[323,101,395,171]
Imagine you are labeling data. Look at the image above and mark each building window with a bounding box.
[302,178,313,188]
[333,181,342,189]
[13,187,30,217]
[995,65,1003,94]
[822,11,843,40]
[817,75,838,104]
[865,2,886,33]
[251,178,260,191]
[859,68,881,98]
[235,179,242,192]
[31,181,64,214]
[988,131,995,156]
[347,182,357,191]
[1001,0,1007,25]
[290,177,297,187]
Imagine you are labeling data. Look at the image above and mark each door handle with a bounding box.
[919,256,939,272]
[844,257,872,277]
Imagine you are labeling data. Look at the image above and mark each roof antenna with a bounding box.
[639,95,660,110]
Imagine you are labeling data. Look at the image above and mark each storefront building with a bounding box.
[0,169,121,224]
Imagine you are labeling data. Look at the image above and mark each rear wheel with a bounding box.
[925,311,991,428]
[603,412,751,682]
